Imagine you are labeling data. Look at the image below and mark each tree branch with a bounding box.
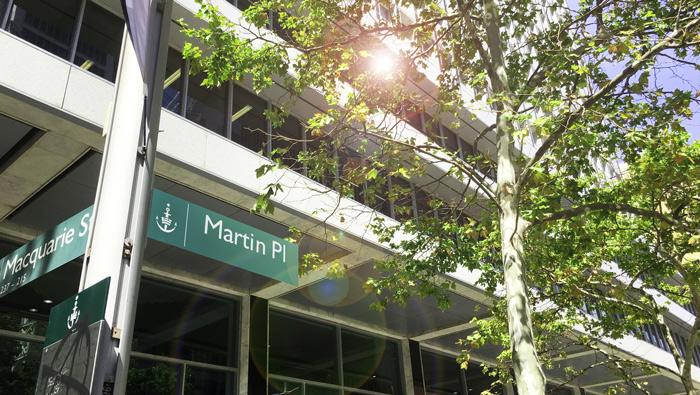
[517,15,700,191]
[530,202,695,231]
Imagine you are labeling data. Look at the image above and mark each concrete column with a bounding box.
[238,295,251,395]
[401,339,416,394]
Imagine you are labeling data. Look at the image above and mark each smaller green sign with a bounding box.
[0,206,93,298]
[148,189,299,285]
[44,277,110,346]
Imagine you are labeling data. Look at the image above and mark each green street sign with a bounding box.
[148,189,299,285]
[0,188,300,299]
[0,206,93,298]
[44,277,110,346]
[37,277,112,395]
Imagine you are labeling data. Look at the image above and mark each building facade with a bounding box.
[0,0,698,394]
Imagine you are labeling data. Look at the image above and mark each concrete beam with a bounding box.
[0,132,89,220]
[411,317,491,342]
[252,251,376,300]
[551,349,598,362]
[580,373,659,389]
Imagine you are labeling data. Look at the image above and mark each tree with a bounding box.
[524,132,700,393]
[180,0,700,393]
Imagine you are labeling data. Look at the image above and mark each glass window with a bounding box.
[268,310,340,384]
[271,11,293,43]
[459,138,474,160]
[305,135,336,188]
[0,335,42,395]
[269,378,303,395]
[186,366,232,395]
[6,0,81,59]
[337,147,365,201]
[364,172,391,218]
[131,280,238,367]
[464,362,502,394]
[232,85,268,153]
[414,186,433,218]
[74,2,123,82]
[342,329,402,394]
[186,73,227,136]
[545,384,573,395]
[162,48,185,114]
[235,0,253,11]
[421,350,464,395]
[128,358,183,395]
[390,177,414,221]
[441,127,459,153]
[422,113,441,144]
[272,113,304,171]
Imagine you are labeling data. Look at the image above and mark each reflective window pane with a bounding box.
[364,172,390,218]
[186,74,227,136]
[306,384,342,395]
[464,363,502,395]
[270,378,303,395]
[185,366,231,395]
[132,280,238,366]
[0,336,42,395]
[7,0,80,59]
[272,114,304,171]
[414,186,433,218]
[390,177,414,221]
[421,350,464,395]
[232,85,268,153]
[74,2,123,82]
[337,147,365,201]
[162,48,184,113]
[546,384,573,395]
[128,358,182,395]
[269,310,340,384]
[441,127,459,153]
[342,329,402,394]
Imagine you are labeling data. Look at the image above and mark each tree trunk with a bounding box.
[496,117,547,394]
[479,0,547,391]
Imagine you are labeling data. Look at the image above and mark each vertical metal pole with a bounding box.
[80,1,172,394]
[456,136,464,160]
[301,127,308,176]
[387,177,395,219]
[181,58,189,117]
[226,81,234,140]
[266,102,273,156]
[112,1,172,393]
[410,183,418,219]
[179,364,187,395]
[68,0,87,63]
[0,0,14,30]
[336,324,343,389]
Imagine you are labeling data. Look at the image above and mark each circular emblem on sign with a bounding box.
[67,296,80,330]
[155,203,178,233]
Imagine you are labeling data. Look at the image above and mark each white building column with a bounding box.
[401,339,416,394]
[238,295,251,395]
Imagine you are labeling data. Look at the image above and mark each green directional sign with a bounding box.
[148,189,299,285]
[0,189,299,299]
[37,278,112,395]
[0,207,93,298]
[44,277,110,346]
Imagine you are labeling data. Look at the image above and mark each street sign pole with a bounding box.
[113,1,172,392]
[77,1,171,394]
